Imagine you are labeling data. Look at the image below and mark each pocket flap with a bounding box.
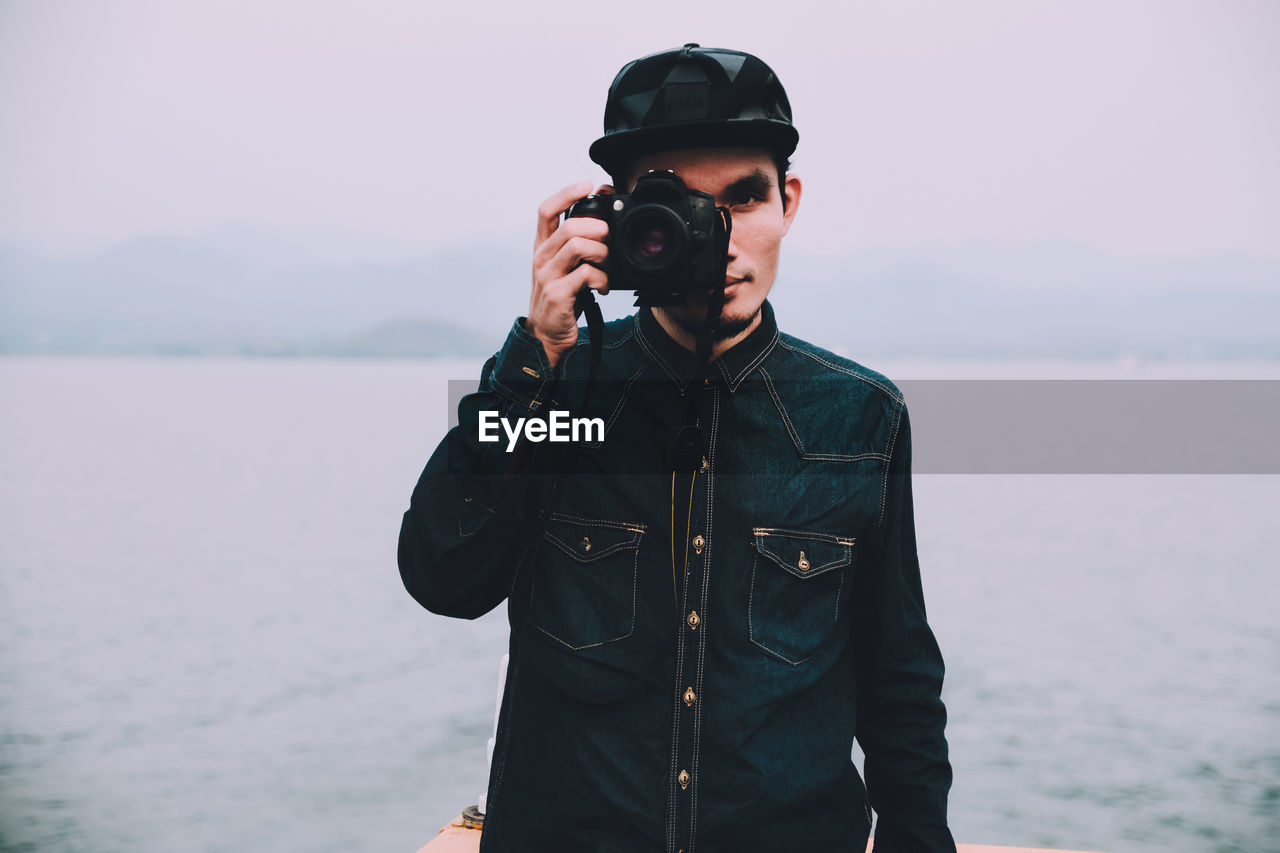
[544,514,646,562]
[752,527,854,579]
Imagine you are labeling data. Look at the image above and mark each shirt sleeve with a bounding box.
[854,405,957,852]
[397,317,565,619]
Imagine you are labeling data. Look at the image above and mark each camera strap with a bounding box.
[670,205,731,472]
[574,288,605,415]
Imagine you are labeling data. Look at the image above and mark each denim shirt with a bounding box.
[399,301,954,852]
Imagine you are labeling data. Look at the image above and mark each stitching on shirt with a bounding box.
[668,577,687,852]
[565,319,636,363]
[689,389,720,852]
[634,314,685,386]
[748,524,854,664]
[877,401,905,533]
[751,527,856,545]
[597,322,635,349]
[751,527,859,577]
[560,343,580,377]
[583,363,648,450]
[667,637,682,853]
[456,517,483,539]
[834,568,845,623]
[455,496,497,539]
[491,328,552,407]
[541,515,645,564]
[465,496,497,514]
[528,539,639,650]
[752,534,852,577]
[747,551,842,666]
[668,429,695,853]
[749,636,825,666]
[546,513,647,532]
[491,350,549,404]
[543,534,640,562]
[760,367,805,453]
[487,652,518,818]
[798,451,889,462]
[725,324,780,390]
[761,367,893,463]
[777,338,903,405]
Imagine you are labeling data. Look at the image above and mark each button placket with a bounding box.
[670,390,716,852]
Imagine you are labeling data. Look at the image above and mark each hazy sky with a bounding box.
[1,0,1277,259]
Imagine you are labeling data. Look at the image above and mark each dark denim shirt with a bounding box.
[399,301,954,852]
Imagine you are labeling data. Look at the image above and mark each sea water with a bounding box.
[1,357,1276,853]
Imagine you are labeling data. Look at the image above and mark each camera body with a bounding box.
[567,171,731,307]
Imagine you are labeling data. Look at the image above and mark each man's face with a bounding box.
[623,147,802,345]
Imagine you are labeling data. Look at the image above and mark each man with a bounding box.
[399,44,954,852]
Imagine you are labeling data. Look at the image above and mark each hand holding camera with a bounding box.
[527,180,613,369]
[527,172,732,368]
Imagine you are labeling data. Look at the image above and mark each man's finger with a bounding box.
[551,236,609,277]
[560,262,609,298]
[532,216,609,269]
[535,180,596,244]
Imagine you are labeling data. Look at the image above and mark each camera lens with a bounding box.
[639,226,670,259]
[620,207,686,271]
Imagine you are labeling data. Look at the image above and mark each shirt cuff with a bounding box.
[488,317,561,412]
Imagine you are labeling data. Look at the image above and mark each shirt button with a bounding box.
[692,534,705,554]
[581,537,592,553]
[698,456,709,473]
[678,769,691,789]
[797,550,810,571]
[687,610,700,630]
[683,686,696,706]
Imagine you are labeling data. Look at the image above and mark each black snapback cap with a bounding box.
[588,44,799,176]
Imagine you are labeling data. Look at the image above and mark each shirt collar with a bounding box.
[633,300,779,393]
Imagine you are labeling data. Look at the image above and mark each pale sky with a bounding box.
[1,0,1277,259]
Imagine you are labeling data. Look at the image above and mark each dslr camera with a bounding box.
[567,171,731,306]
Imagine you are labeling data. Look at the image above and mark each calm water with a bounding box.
[1,357,1277,853]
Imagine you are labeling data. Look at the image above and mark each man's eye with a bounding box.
[728,192,765,206]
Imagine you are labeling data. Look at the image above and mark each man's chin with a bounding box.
[665,302,761,340]
[709,312,758,340]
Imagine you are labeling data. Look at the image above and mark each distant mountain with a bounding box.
[0,233,523,356]
[237,317,489,358]
[1,232,1277,359]
[769,242,1280,359]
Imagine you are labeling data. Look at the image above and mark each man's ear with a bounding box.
[780,173,802,237]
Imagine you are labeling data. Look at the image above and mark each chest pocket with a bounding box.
[749,527,855,665]
[530,514,645,650]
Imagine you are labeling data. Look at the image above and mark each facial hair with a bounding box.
[666,299,762,341]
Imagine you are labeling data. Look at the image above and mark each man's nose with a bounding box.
[725,229,739,263]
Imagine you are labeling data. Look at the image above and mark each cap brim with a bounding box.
[589,119,799,176]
